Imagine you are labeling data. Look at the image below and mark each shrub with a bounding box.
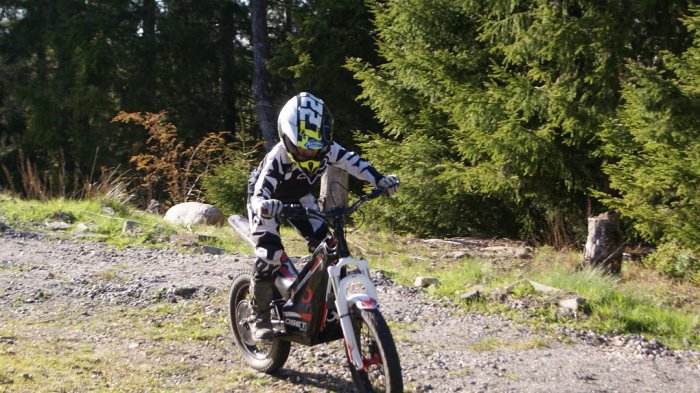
[201,146,258,216]
[112,111,229,205]
[644,241,700,283]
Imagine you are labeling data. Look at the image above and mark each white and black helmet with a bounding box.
[277,92,333,177]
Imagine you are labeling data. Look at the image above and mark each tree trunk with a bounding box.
[219,0,237,132]
[319,166,348,210]
[250,0,276,150]
[137,0,157,111]
[583,211,624,274]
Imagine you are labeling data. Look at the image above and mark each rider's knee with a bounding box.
[253,258,276,281]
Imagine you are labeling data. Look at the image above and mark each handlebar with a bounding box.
[279,186,389,221]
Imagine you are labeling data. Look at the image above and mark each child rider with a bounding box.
[247,92,399,340]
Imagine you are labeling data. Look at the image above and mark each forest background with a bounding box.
[0,0,699,280]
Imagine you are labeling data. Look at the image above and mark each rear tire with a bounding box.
[228,269,290,373]
[347,308,403,393]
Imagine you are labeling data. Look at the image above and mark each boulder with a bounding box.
[414,276,440,288]
[164,202,224,226]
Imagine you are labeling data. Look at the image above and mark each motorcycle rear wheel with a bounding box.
[228,269,290,374]
[347,308,403,393]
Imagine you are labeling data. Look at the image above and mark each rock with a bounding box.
[558,297,586,311]
[122,220,141,235]
[414,276,439,288]
[526,280,564,295]
[170,234,200,248]
[173,287,198,298]
[200,245,225,255]
[449,251,470,259]
[460,285,489,302]
[163,202,224,226]
[45,221,72,230]
[146,199,163,214]
[557,297,587,319]
[75,222,98,233]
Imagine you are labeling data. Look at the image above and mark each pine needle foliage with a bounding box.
[201,135,262,216]
[599,7,700,258]
[350,0,689,247]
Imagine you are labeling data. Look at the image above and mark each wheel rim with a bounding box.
[354,319,388,391]
[236,301,257,347]
[233,287,274,358]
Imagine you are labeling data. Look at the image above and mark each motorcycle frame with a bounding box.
[269,205,381,369]
[271,235,380,365]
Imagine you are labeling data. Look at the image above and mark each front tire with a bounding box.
[228,269,290,373]
[347,308,403,393]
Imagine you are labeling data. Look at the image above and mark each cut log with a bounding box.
[583,211,624,274]
[319,165,348,210]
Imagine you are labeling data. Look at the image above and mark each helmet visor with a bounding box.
[295,146,323,161]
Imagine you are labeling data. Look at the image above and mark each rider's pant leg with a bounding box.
[288,193,329,253]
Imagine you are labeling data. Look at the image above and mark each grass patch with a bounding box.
[469,337,507,351]
[336,224,700,350]
[0,194,250,253]
[0,301,272,392]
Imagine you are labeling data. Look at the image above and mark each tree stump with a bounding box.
[319,165,348,210]
[583,211,624,274]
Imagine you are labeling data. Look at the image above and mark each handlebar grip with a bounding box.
[279,204,306,219]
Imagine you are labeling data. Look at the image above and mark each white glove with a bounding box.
[257,199,283,219]
[378,174,399,196]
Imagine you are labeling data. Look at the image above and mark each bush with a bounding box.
[112,111,230,205]
[202,147,258,216]
[645,241,700,283]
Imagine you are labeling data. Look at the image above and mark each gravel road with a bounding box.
[1,228,699,392]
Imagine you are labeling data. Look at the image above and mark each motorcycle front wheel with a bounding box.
[347,308,403,393]
[228,269,290,374]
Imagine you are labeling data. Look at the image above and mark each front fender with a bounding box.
[348,293,378,310]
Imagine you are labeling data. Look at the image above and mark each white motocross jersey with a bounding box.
[249,141,383,208]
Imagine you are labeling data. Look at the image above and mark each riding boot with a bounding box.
[251,277,275,340]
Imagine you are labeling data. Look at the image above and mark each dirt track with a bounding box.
[0,229,699,392]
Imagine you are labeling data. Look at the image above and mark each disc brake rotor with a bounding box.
[236,301,257,347]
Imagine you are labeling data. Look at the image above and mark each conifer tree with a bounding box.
[600,7,700,253]
[351,0,690,243]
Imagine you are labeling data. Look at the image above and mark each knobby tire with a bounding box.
[228,269,290,374]
[348,308,403,393]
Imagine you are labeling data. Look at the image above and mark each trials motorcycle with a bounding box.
[227,187,403,392]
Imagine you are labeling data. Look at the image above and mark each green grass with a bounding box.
[0,194,250,253]
[0,297,265,392]
[1,194,699,350]
[339,225,700,350]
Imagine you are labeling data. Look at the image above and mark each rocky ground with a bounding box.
[0,227,699,392]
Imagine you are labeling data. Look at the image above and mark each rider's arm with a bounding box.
[250,142,288,213]
[326,142,384,186]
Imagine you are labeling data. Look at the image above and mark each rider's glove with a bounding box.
[257,199,283,219]
[378,174,400,196]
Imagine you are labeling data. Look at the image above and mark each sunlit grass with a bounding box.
[0,324,262,392]
[0,194,251,253]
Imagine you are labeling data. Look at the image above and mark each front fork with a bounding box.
[328,257,379,369]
